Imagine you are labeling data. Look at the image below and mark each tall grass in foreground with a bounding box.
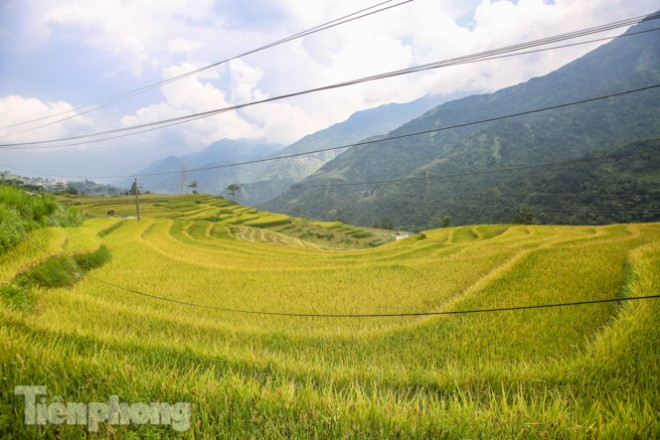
[1,195,659,438]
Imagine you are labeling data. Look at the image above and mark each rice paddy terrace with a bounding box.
[1,194,659,438]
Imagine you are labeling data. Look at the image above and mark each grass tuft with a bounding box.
[74,245,111,271]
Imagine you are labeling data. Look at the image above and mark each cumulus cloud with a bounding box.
[228,59,267,103]
[39,0,222,77]
[168,38,200,55]
[0,95,90,143]
[2,0,658,177]
[121,61,269,150]
[122,0,659,146]
[241,101,328,144]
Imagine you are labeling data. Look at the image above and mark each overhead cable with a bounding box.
[18,233,659,318]
[4,83,657,180]
[0,0,413,137]
[80,272,660,318]
[1,12,658,149]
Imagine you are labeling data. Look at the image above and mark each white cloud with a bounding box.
[228,59,267,103]
[0,95,90,143]
[242,101,329,144]
[121,61,270,149]
[3,0,658,177]
[168,38,200,55]
[39,0,220,77]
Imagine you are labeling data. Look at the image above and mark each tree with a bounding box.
[226,183,241,201]
[130,180,139,196]
[512,206,536,224]
[188,181,199,194]
[374,219,393,229]
[441,216,452,228]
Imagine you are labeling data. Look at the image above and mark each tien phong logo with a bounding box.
[14,385,191,433]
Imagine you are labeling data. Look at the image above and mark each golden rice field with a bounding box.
[1,194,659,438]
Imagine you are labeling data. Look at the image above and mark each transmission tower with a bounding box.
[181,158,188,194]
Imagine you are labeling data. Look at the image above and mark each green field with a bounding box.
[2,194,659,438]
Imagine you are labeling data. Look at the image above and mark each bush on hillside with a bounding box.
[0,207,26,252]
[74,245,111,271]
[0,185,83,253]
[23,255,81,289]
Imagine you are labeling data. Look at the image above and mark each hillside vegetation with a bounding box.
[1,194,659,438]
[262,18,660,230]
[133,96,445,203]
[0,185,82,253]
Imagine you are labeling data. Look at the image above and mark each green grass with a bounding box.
[73,245,111,271]
[0,185,82,253]
[1,244,111,312]
[1,194,659,438]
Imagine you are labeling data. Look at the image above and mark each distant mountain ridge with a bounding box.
[241,96,441,205]
[261,16,660,230]
[238,94,446,205]
[133,139,284,194]
[131,95,447,197]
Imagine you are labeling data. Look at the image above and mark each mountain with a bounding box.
[262,16,660,230]
[132,94,447,199]
[132,139,284,194]
[233,94,447,205]
[492,137,660,225]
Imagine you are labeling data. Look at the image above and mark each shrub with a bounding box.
[25,256,80,288]
[0,283,31,311]
[0,207,26,253]
[249,218,292,228]
[74,245,111,271]
[0,186,83,254]
[1,246,112,312]
[512,206,536,224]
[349,230,373,239]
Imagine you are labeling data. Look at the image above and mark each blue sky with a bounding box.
[0,0,657,180]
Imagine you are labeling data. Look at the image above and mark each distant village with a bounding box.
[1,171,127,196]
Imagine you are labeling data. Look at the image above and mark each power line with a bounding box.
[3,26,657,158]
[2,163,657,219]
[18,231,660,318]
[0,0,413,137]
[4,83,658,181]
[79,272,660,317]
[0,24,648,158]
[239,183,660,198]
[194,84,660,179]
[2,13,657,149]
[290,151,658,190]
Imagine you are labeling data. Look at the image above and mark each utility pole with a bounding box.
[134,177,141,221]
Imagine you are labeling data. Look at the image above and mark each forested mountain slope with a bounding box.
[262,16,660,230]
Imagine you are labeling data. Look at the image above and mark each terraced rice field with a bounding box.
[2,194,659,438]
[64,194,392,249]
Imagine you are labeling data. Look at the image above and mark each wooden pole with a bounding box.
[134,177,141,221]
